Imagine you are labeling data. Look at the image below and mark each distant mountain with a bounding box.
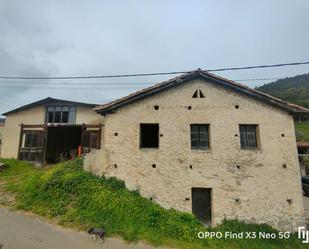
[256,73,309,108]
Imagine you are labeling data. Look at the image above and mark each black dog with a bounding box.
[88,227,105,242]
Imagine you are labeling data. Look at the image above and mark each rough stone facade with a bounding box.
[85,78,305,230]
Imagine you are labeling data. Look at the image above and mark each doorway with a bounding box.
[45,126,82,163]
[18,124,101,165]
[191,188,212,225]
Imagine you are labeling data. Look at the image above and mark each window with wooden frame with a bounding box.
[190,124,209,149]
[45,106,76,123]
[239,125,258,149]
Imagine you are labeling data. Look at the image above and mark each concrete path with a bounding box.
[0,207,160,249]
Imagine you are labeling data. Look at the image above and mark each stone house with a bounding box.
[1,70,308,230]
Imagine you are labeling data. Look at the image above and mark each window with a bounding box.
[140,124,159,148]
[45,106,76,123]
[192,89,205,98]
[190,124,209,149]
[239,125,257,149]
[19,131,45,162]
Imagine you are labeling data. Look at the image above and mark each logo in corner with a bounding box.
[298,226,309,243]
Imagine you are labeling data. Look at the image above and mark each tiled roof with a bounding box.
[94,69,309,115]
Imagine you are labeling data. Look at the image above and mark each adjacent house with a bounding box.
[1,70,308,230]
[1,98,102,164]
[0,118,5,155]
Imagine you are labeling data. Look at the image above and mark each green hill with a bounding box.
[256,73,309,108]
[256,73,309,142]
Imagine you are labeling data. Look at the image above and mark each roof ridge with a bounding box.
[94,70,309,115]
[3,97,98,116]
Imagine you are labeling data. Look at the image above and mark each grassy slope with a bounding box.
[0,159,306,249]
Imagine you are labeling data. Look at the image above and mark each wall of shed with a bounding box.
[85,78,305,230]
[0,125,5,156]
[76,106,103,124]
[1,106,45,158]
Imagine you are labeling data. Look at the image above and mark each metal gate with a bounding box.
[191,188,212,225]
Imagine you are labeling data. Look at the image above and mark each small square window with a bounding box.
[140,124,159,148]
[239,125,258,149]
[190,124,209,149]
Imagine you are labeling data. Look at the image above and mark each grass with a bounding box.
[0,158,307,249]
[295,121,309,142]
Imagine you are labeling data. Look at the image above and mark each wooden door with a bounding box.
[18,125,47,165]
[191,188,212,225]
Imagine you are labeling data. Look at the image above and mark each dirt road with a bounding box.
[0,207,159,249]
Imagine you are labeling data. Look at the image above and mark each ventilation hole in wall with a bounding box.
[152,164,156,168]
[154,105,159,110]
[114,132,118,136]
[235,198,240,203]
[235,134,238,137]
[236,165,241,169]
[199,90,205,98]
[185,197,190,201]
[235,104,239,109]
[187,106,192,110]
[287,199,293,205]
[192,90,198,98]
[281,133,285,137]
[114,164,117,168]
[189,165,193,169]
[160,134,163,137]
[282,164,287,168]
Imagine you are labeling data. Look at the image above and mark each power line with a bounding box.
[0,77,280,87]
[0,61,308,80]
[235,77,281,82]
[207,61,309,72]
[0,81,154,86]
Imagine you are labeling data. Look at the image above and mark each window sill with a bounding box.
[139,148,159,150]
[191,148,211,151]
[240,148,262,152]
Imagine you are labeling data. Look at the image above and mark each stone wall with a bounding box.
[85,78,305,230]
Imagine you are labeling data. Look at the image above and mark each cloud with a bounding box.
[0,0,309,116]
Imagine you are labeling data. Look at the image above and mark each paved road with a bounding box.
[0,207,159,249]
[1,198,309,249]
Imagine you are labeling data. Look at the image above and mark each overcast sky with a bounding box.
[0,0,309,117]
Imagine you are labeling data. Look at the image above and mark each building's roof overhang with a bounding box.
[94,70,309,115]
[3,97,98,116]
